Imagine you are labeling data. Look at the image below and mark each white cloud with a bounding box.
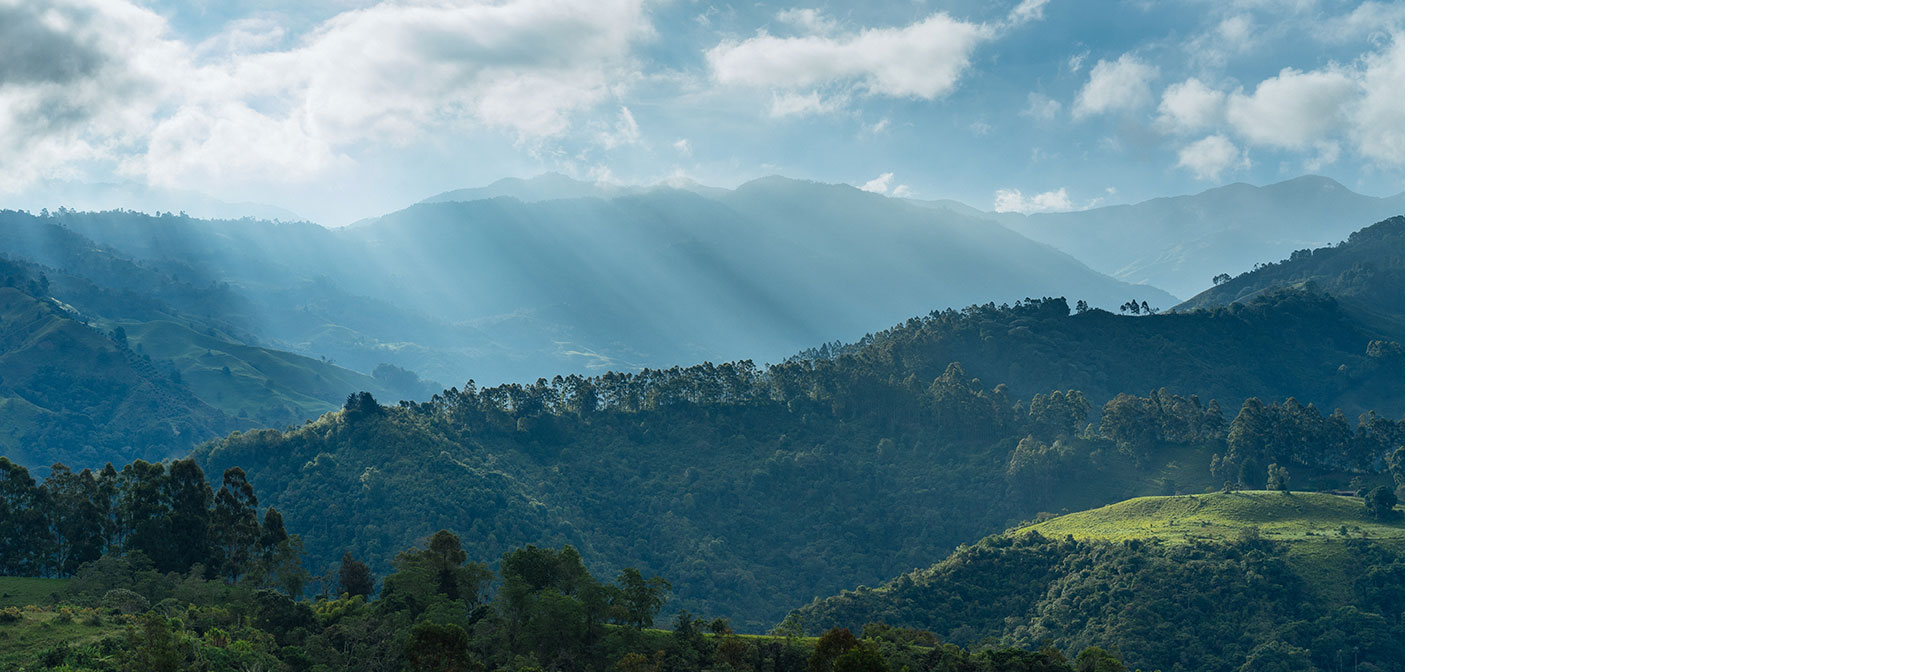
[1217,31,1401,166]
[1072,53,1158,119]
[1224,66,1359,151]
[1176,134,1249,180]
[1156,78,1225,134]
[673,138,692,156]
[1005,0,1050,27]
[597,106,642,149]
[969,121,992,136]
[868,117,892,134]
[1349,32,1404,164]
[1022,92,1062,121]
[775,8,836,35]
[768,91,848,117]
[1187,14,1257,68]
[0,0,187,190]
[0,0,656,193]
[993,187,1082,214]
[860,172,912,196]
[705,13,994,101]
[1315,1,1402,43]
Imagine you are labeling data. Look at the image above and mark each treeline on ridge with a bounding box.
[189,320,1402,630]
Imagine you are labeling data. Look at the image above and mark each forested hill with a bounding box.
[194,325,1404,631]
[832,293,1402,417]
[787,491,1404,672]
[1176,216,1406,326]
[0,281,237,471]
[0,252,417,470]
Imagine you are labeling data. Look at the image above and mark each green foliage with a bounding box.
[0,287,238,471]
[1178,216,1406,325]
[789,529,1403,672]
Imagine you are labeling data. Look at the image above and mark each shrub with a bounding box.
[100,589,149,615]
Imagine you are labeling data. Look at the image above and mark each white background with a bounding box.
[1411,2,1919,668]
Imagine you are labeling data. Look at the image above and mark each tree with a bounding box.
[1076,647,1126,672]
[1213,273,1232,285]
[808,628,860,672]
[211,467,260,579]
[406,621,475,672]
[45,465,109,574]
[340,551,375,598]
[1365,486,1399,521]
[616,567,672,628]
[158,459,214,574]
[1074,300,1089,313]
[833,646,889,672]
[1266,464,1290,492]
[0,458,53,575]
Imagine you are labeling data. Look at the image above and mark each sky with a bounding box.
[0,0,1403,225]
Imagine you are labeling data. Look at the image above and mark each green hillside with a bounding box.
[1018,490,1402,545]
[786,492,1404,672]
[115,319,406,426]
[0,285,237,470]
[1175,216,1405,333]
[0,577,67,608]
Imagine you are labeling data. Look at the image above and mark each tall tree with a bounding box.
[339,550,375,598]
[158,459,215,573]
[44,464,109,574]
[212,467,261,579]
[0,458,54,575]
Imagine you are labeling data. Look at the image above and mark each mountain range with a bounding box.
[983,176,1404,298]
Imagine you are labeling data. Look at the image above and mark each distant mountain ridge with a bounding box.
[3,176,1173,387]
[985,176,1404,298]
[1176,215,1405,329]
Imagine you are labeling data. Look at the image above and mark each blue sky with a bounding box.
[0,0,1402,225]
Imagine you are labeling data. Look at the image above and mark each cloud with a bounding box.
[1219,31,1401,165]
[768,91,845,117]
[1022,92,1062,121]
[1004,0,1050,27]
[1224,67,1358,151]
[1,0,656,192]
[0,0,185,190]
[993,187,1084,214]
[1349,32,1404,164]
[1176,134,1248,180]
[1187,14,1258,68]
[775,8,836,35]
[1073,53,1158,119]
[706,13,994,101]
[1315,1,1402,43]
[859,172,911,196]
[673,138,692,156]
[1156,78,1225,134]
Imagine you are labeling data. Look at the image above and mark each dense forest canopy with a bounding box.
[1,192,1407,671]
[1,454,1400,672]
[185,326,1401,631]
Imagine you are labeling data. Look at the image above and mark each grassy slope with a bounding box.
[1017,491,1402,605]
[117,319,401,424]
[0,288,234,469]
[0,578,68,608]
[1017,491,1401,544]
[0,610,124,668]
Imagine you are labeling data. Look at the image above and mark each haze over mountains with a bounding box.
[4,176,1181,389]
[985,176,1405,298]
